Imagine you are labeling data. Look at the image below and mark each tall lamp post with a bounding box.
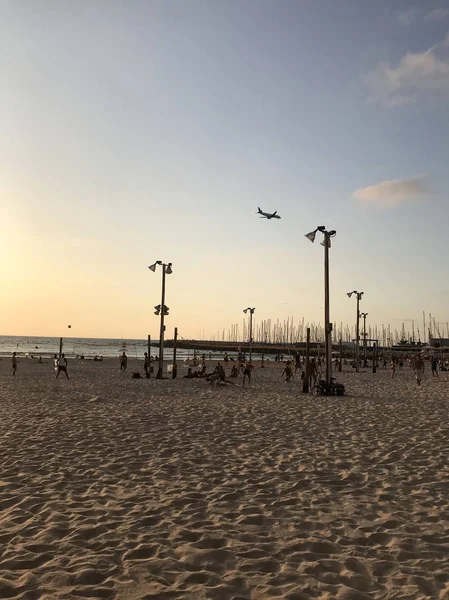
[243,307,255,362]
[347,291,364,373]
[305,226,336,386]
[360,312,368,366]
[149,261,173,378]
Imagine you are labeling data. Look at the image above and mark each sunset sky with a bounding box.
[1,0,449,340]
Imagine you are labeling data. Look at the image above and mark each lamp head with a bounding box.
[305,230,316,243]
[148,263,157,272]
[347,292,353,298]
[243,308,248,314]
[317,226,326,232]
[165,263,173,274]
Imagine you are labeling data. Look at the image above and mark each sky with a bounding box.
[1,0,449,340]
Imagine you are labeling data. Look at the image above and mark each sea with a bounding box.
[0,336,220,360]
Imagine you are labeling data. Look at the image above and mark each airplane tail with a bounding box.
[257,207,262,213]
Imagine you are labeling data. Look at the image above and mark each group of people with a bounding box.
[10,352,70,379]
[390,354,438,386]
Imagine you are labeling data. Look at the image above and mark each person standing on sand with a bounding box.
[431,356,439,377]
[56,354,70,379]
[12,352,17,376]
[243,363,253,387]
[144,352,150,378]
[295,353,301,374]
[282,361,294,382]
[120,352,128,371]
[390,357,396,379]
[414,355,425,386]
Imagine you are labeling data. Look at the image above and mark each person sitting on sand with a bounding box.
[56,354,70,380]
[243,363,253,387]
[230,365,239,377]
[184,367,194,378]
[12,352,17,376]
[120,352,128,371]
[281,361,294,383]
[413,355,425,386]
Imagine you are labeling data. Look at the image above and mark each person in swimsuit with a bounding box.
[12,352,17,376]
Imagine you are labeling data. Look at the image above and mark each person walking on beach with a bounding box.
[431,355,439,377]
[243,363,253,387]
[12,352,17,376]
[295,353,301,374]
[144,352,150,378]
[120,352,128,371]
[56,354,70,379]
[413,355,425,386]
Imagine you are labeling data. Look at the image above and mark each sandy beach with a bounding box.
[1,358,449,599]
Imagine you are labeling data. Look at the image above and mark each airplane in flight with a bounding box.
[256,207,281,220]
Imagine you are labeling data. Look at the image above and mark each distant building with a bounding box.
[429,337,449,348]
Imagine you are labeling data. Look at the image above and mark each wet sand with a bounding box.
[1,358,449,599]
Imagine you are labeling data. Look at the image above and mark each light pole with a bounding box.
[305,226,336,387]
[243,307,255,362]
[347,291,364,373]
[149,261,173,378]
[360,312,368,366]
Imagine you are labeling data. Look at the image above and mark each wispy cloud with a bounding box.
[365,33,449,107]
[424,7,449,22]
[352,175,430,209]
[397,6,449,26]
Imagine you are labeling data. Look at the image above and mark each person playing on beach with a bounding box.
[282,361,294,383]
[390,357,396,379]
[431,355,439,377]
[12,352,17,376]
[413,355,425,386]
[242,363,253,387]
[295,353,301,374]
[120,352,128,371]
[38,356,43,364]
[56,353,70,379]
[143,352,150,378]
[230,364,239,377]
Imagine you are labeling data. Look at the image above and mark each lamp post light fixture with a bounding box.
[360,312,368,367]
[305,226,336,387]
[347,291,364,373]
[148,261,173,378]
[243,307,255,362]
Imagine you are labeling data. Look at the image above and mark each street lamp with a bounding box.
[305,226,336,386]
[360,312,368,366]
[243,307,255,362]
[149,261,173,378]
[347,291,364,373]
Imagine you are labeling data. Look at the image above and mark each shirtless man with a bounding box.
[12,352,17,376]
[414,355,425,387]
[243,363,253,387]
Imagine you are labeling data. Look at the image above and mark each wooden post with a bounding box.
[172,327,178,379]
[372,343,377,373]
[339,337,342,372]
[148,335,151,378]
[303,327,310,393]
[59,337,63,358]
